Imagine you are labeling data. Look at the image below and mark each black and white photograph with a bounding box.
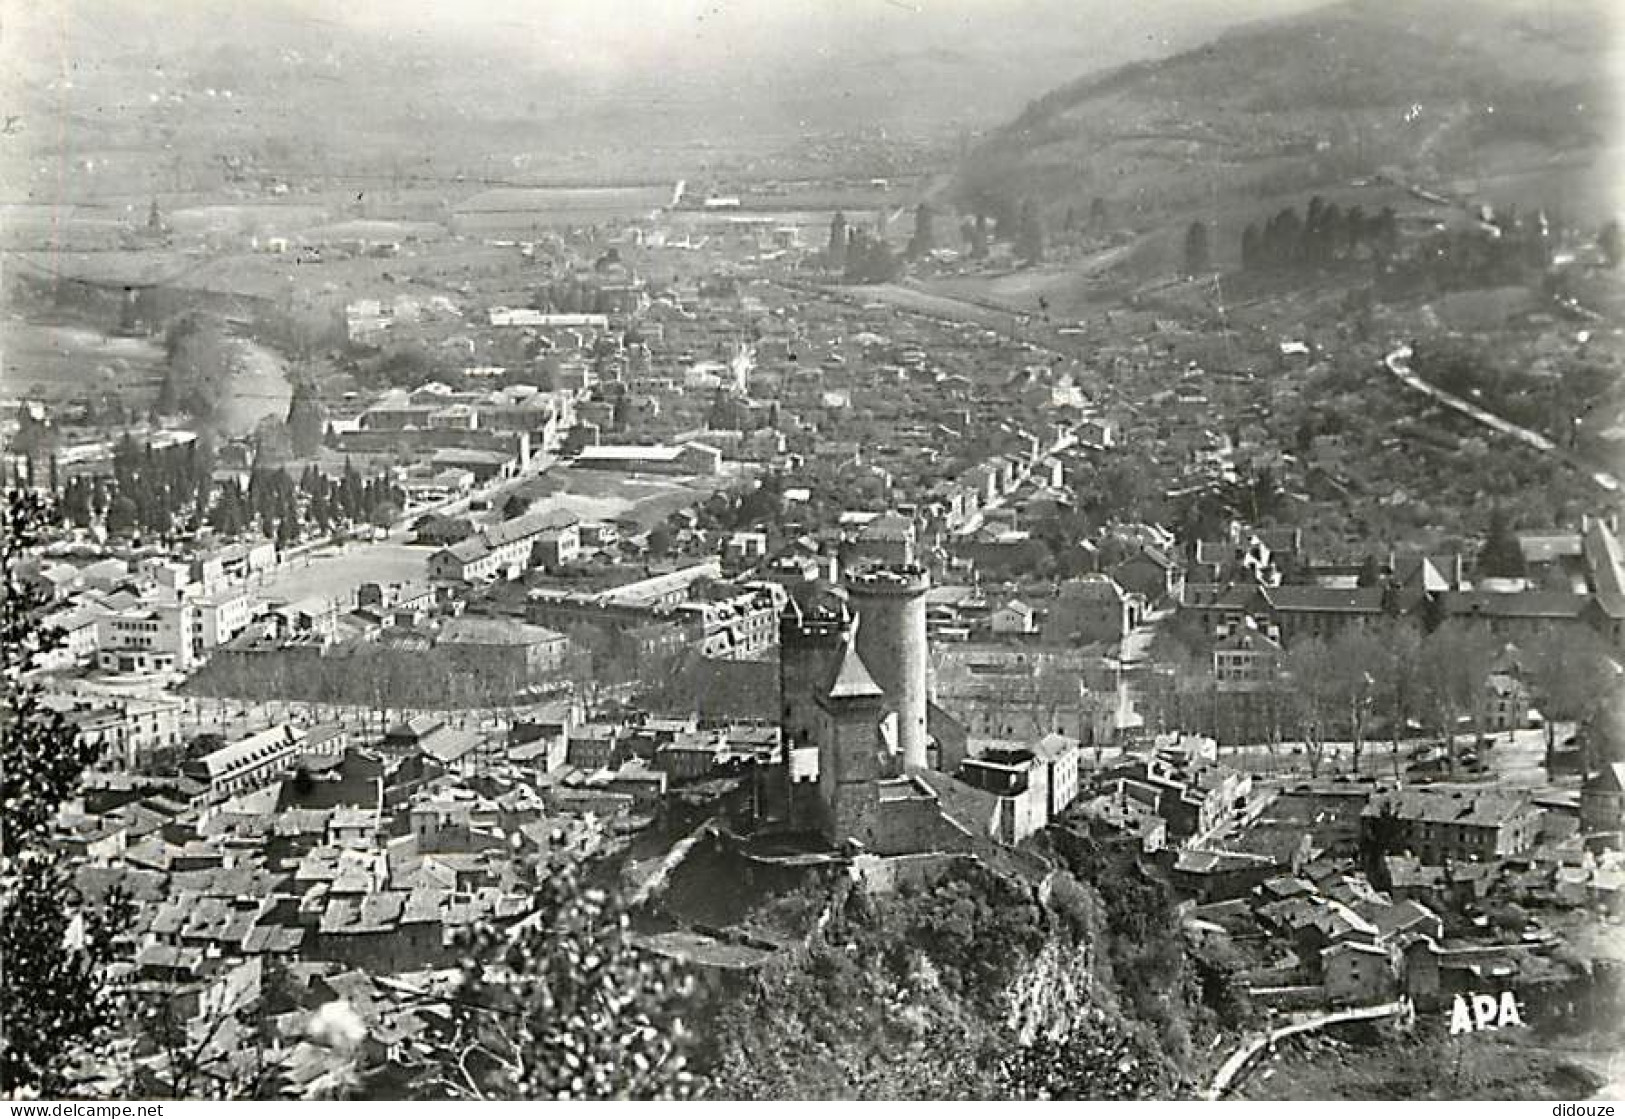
[1,0,1622,1102]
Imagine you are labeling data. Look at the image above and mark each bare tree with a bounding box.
[1327,627,1387,774]
[1368,618,1423,780]
[1415,621,1498,777]
[1517,623,1620,769]
[1282,637,1336,777]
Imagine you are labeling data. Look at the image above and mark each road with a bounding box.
[1383,343,1621,494]
[1206,999,1411,1099]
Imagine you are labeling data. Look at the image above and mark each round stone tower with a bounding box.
[843,563,930,770]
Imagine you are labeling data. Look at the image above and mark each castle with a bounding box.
[777,562,973,854]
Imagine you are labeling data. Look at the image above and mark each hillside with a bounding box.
[956,0,1618,229]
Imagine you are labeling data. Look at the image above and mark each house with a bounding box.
[1439,591,1591,644]
[1581,764,1625,833]
[37,606,101,669]
[1030,732,1082,820]
[1321,940,1400,1006]
[572,442,722,476]
[990,599,1037,636]
[47,695,183,769]
[956,747,1052,844]
[1077,417,1116,448]
[1047,575,1141,646]
[567,724,621,770]
[1170,849,1280,903]
[532,522,582,571]
[182,725,306,802]
[435,617,569,680]
[1267,586,1386,647]
[427,509,580,584]
[1212,618,1282,692]
[1483,672,1529,732]
[655,733,723,781]
[96,598,194,674]
[1362,787,1543,865]
[1112,544,1185,604]
[414,727,488,776]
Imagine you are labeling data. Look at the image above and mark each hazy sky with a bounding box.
[328,0,1326,68]
[5,0,1334,89]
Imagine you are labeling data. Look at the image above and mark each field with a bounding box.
[842,283,1031,333]
[251,539,431,606]
[215,338,293,439]
[496,467,730,533]
[253,467,725,610]
[0,318,166,403]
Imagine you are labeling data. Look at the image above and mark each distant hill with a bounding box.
[0,0,1324,200]
[956,0,1618,228]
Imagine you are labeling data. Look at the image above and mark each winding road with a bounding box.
[1205,999,1411,1099]
[1382,343,1620,494]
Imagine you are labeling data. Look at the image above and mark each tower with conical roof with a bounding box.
[814,626,902,842]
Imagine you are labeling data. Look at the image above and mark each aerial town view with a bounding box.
[2,0,1622,1103]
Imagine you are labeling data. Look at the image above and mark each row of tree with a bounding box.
[1239,197,1401,271]
[59,433,218,540]
[60,441,402,547]
[825,196,1048,280]
[1159,615,1619,775]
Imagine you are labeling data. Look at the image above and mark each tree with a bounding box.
[162,314,235,420]
[1183,221,1210,276]
[1415,621,1498,776]
[1598,219,1622,269]
[285,382,326,458]
[61,478,93,528]
[646,523,674,557]
[997,1016,1171,1100]
[252,417,295,468]
[1369,618,1423,778]
[969,214,989,259]
[368,502,400,536]
[1282,637,1337,776]
[1517,624,1619,767]
[906,203,934,259]
[1015,200,1045,264]
[1240,224,1261,271]
[105,494,139,539]
[1088,197,1108,230]
[826,211,848,271]
[502,494,533,522]
[1326,627,1384,774]
[411,861,698,1099]
[1476,506,1525,580]
[2,491,127,1095]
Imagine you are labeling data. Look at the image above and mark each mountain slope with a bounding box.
[956,0,1617,225]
